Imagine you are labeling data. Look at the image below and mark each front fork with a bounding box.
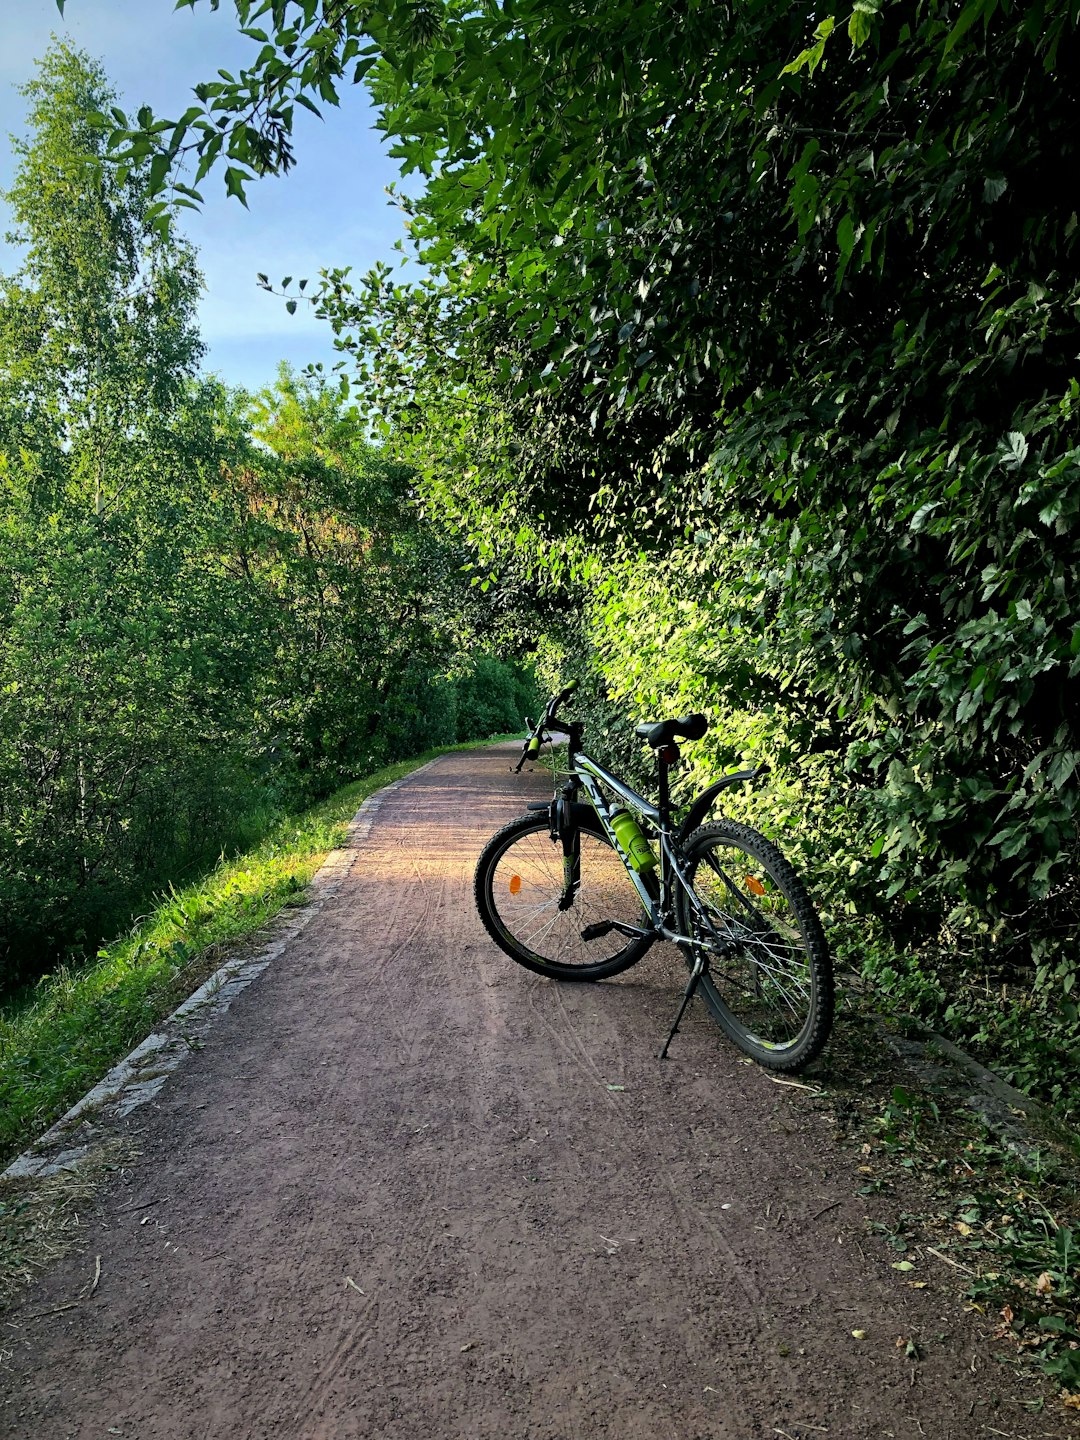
[525,789,582,910]
[559,818,581,910]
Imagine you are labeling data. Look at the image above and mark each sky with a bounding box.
[0,0,409,393]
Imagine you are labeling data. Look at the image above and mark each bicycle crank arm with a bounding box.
[579,919,654,942]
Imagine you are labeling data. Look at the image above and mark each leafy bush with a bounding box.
[453,654,537,742]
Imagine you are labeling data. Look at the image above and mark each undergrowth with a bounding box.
[849,935,1080,1126]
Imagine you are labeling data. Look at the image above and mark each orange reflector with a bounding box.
[509,875,522,894]
[745,875,766,896]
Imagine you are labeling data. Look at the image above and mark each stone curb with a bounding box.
[884,1019,1078,1166]
[0,761,440,1186]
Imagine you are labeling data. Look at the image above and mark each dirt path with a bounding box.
[0,746,1066,1439]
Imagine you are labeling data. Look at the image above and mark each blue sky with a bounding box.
[0,0,408,393]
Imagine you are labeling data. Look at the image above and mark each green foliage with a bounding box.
[0,42,204,512]
[0,45,255,983]
[242,363,476,789]
[66,4,1080,1103]
[0,504,260,973]
[173,0,1078,1094]
[0,48,530,994]
[453,654,536,743]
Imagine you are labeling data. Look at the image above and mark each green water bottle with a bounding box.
[609,808,656,873]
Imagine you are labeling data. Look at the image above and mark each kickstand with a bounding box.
[659,955,706,1060]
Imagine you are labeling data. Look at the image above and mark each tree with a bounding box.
[0,46,257,983]
[0,38,539,991]
[240,365,466,787]
[0,41,204,516]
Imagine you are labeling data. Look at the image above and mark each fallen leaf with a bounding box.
[1036,1271,1054,1296]
[907,1281,929,1290]
[852,1329,867,1340]
[1062,1392,1080,1411]
[460,1341,475,1353]
[606,1084,625,1092]
[956,1222,974,1237]
[892,1261,914,1272]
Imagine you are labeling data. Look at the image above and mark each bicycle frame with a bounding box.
[565,745,724,952]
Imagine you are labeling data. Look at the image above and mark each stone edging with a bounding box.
[885,1019,1077,1165]
[1,761,440,1185]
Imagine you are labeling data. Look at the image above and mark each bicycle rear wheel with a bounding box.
[475,815,657,980]
[676,820,833,1071]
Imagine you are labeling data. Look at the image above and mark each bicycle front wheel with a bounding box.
[676,821,833,1071]
[475,815,658,980]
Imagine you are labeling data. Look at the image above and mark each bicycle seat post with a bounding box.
[655,741,679,829]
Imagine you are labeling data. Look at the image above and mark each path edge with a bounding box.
[1,760,441,1185]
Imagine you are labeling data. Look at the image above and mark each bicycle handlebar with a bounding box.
[514,680,579,771]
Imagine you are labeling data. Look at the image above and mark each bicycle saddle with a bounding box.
[634,713,708,747]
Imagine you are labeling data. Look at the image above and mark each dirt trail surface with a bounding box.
[1,747,1066,1440]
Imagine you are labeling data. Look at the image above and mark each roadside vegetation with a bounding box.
[3,3,1079,1408]
[0,44,538,1004]
[0,44,539,1167]
[810,1011,1080,1406]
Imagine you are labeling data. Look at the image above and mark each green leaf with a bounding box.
[837,212,856,258]
[945,0,989,54]
[999,432,1028,469]
[782,18,836,75]
[224,166,250,206]
[148,151,170,196]
[848,7,876,49]
[983,175,1008,203]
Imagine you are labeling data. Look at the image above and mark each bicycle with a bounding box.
[473,682,833,1072]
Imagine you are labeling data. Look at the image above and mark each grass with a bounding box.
[0,738,517,1169]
